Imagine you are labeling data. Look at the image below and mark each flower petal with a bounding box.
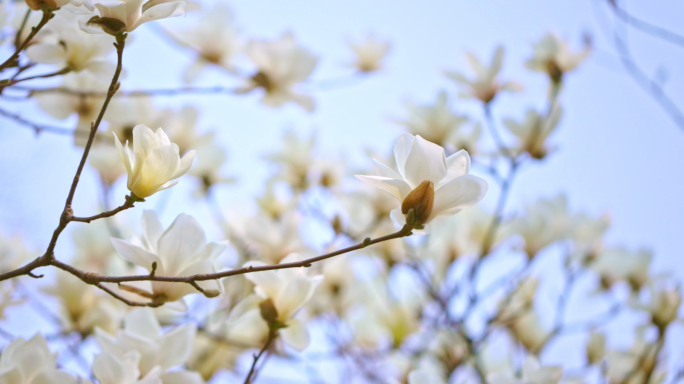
[355,175,410,201]
[280,318,310,351]
[130,144,181,198]
[157,214,207,276]
[431,175,488,219]
[438,149,471,188]
[141,210,163,253]
[371,159,401,179]
[158,324,196,370]
[403,135,447,188]
[160,371,204,384]
[393,133,414,180]
[111,238,160,272]
[124,308,162,339]
[128,1,185,32]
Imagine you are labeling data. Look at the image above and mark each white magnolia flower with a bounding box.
[244,253,323,351]
[240,211,306,264]
[505,195,571,258]
[35,72,108,146]
[570,212,610,263]
[189,140,231,196]
[407,368,446,384]
[113,125,195,199]
[526,33,590,83]
[26,19,115,76]
[496,277,538,323]
[238,32,318,111]
[589,248,652,291]
[646,285,681,329]
[89,144,127,185]
[106,97,165,146]
[488,356,562,384]
[444,46,522,104]
[396,91,473,149]
[85,351,162,384]
[355,133,488,233]
[348,35,390,72]
[0,334,77,384]
[96,308,204,383]
[503,104,563,159]
[177,3,241,82]
[80,0,185,35]
[111,211,225,305]
[265,131,315,190]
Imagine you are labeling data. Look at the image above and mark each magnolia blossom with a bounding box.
[244,253,323,351]
[646,285,681,329]
[177,4,241,82]
[26,19,115,76]
[239,212,307,264]
[0,334,77,384]
[505,195,570,258]
[589,247,652,291]
[113,125,195,199]
[79,0,185,35]
[355,133,488,232]
[348,35,390,72]
[106,97,165,146]
[189,140,231,196]
[444,46,522,103]
[526,33,590,83]
[111,211,225,305]
[265,131,315,190]
[96,308,203,383]
[24,0,78,11]
[237,32,318,111]
[84,351,162,384]
[503,104,563,159]
[36,72,108,146]
[488,357,562,384]
[396,91,473,149]
[507,310,550,353]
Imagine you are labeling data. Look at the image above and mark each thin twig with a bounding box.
[243,330,278,384]
[0,8,54,73]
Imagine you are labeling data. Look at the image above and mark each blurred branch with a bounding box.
[0,106,78,136]
[0,8,54,73]
[607,0,684,49]
[243,329,278,384]
[11,85,240,97]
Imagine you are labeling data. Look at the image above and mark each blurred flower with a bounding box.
[240,211,306,264]
[177,3,241,82]
[396,91,477,151]
[42,271,124,334]
[496,277,538,323]
[89,143,127,185]
[407,368,446,384]
[356,133,488,232]
[309,255,355,315]
[85,351,162,384]
[0,233,34,274]
[444,46,522,104]
[570,212,610,264]
[244,253,323,351]
[189,140,232,197]
[606,328,664,384]
[645,285,681,330]
[589,247,652,291]
[24,0,77,11]
[0,334,78,384]
[80,0,185,35]
[96,308,204,383]
[111,211,225,305]
[488,356,562,384]
[586,332,605,365]
[428,206,494,270]
[507,310,550,354]
[525,33,590,84]
[503,104,563,159]
[35,72,107,146]
[0,282,23,320]
[26,19,115,76]
[428,330,469,373]
[237,32,318,111]
[265,131,315,190]
[348,34,390,72]
[113,125,195,199]
[505,195,570,259]
[106,97,165,146]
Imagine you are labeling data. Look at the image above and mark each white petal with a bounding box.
[243,261,284,301]
[124,308,162,338]
[431,175,488,219]
[158,324,196,370]
[157,214,206,276]
[141,210,163,253]
[275,277,319,320]
[280,318,310,351]
[371,159,401,179]
[438,149,471,188]
[173,150,195,179]
[403,135,447,188]
[25,44,66,65]
[393,133,414,179]
[128,1,185,32]
[111,238,160,271]
[31,370,78,384]
[130,144,181,198]
[354,175,411,201]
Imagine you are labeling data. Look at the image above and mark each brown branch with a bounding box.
[13,85,238,97]
[0,8,54,73]
[0,107,77,135]
[243,329,278,384]
[68,194,139,223]
[1,68,70,89]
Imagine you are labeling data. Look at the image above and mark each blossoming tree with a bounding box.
[0,1,680,384]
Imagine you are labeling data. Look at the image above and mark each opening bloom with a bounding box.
[113,124,195,199]
[79,0,185,35]
[355,133,488,233]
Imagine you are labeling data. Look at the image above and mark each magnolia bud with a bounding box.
[652,288,681,331]
[87,16,126,36]
[259,298,279,324]
[402,180,434,225]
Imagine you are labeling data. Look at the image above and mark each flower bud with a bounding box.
[651,288,681,331]
[86,16,127,36]
[401,180,434,225]
[259,298,279,325]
